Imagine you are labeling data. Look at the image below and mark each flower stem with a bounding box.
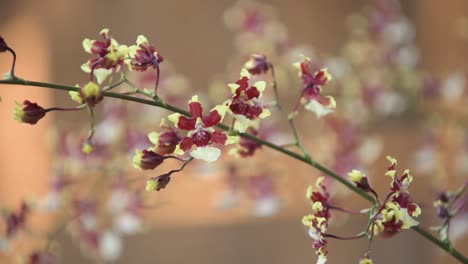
[287,117,312,161]
[0,78,466,264]
[6,47,17,79]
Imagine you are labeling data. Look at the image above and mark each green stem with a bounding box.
[0,78,466,264]
[287,117,312,161]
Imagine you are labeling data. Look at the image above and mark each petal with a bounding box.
[316,254,327,264]
[240,68,251,78]
[100,28,110,36]
[179,137,194,151]
[168,113,181,126]
[202,110,222,127]
[189,102,203,119]
[225,135,240,145]
[82,39,93,53]
[81,63,91,73]
[190,146,221,163]
[211,131,227,144]
[400,208,420,229]
[259,108,271,119]
[228,83,240,94]
[94,68,113,85]
[253,81,266,94]
[304,100,334,118]
[212,104,229,120]
[179,116,197,130]
[188,95,203,118]
[233,115,258,133]
[148,131,160,145]
[136,35,148,46]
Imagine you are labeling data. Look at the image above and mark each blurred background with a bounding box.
[1,0,467,263]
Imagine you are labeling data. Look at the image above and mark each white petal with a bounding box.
[190,146,221,163]
[99,231,122,261]
[400,208,420,229]
[304,100,334,118]
[94,68,113,84]
[136,35,148,45]
[82,38,93,53]
[317,254,327,264]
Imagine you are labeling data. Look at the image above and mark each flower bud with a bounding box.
[81,140,95,154]
[145,174,171,191]
[13,100,47,125]
[348,170,373,193]
[133,149,165,170]
[0,36,8,52]
[359,256,374,264]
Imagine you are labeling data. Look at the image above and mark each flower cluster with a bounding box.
[370,156,421,237]
[81,29,164,85]
[301,177,331,264]
[227,69,270,132]
[81,29,130,84]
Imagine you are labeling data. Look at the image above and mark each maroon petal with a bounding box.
[177,116,196,130]
[180,137,194,151]
[211,131,227,144]
[188,101,203,119]
[235,77,250,96]
[245,87,260,99]
[202,110,222,127]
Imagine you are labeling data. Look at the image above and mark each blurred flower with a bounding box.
[249,175,280,217]
[243,54,271,75]
[99,231,122,261]
[294,56,335,118]
[4,201,29,237]
[432,185,467,242]
[229,127,262,157]
[28,251,57,264]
